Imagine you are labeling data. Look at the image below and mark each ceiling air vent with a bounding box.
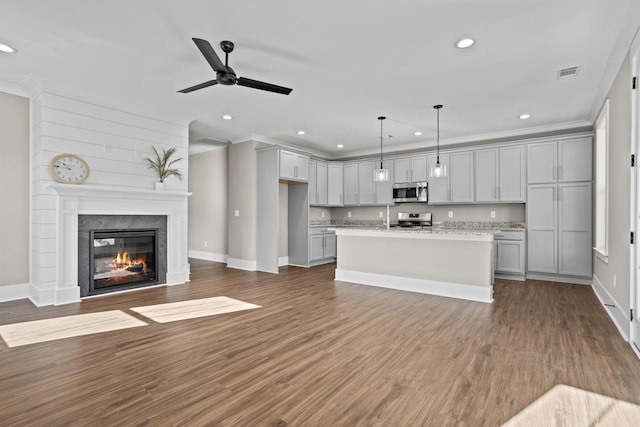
[557,66,580,79]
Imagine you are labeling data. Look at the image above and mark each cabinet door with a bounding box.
[316,162,328,205]
[499,145,526,202]
[475,148,499,202]
[309,234,324,262]
[308,160,317,205]
[496,241,525,274]
[294,154,309,181]
[280,150,297,179]
[343,164,359,205]
[375,159,394,205]
[410,155,427,182]
[358,161,376,205]
[323,234,337,259]
[558,182,592,276]
[450,151,474,203]
[394,158,411,184]
[427,153,450,203]
[558,137,592,182]
[327,163,343,206]
[527,141,557,184]
[527,184,558,273]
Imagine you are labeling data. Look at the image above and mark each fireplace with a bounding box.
[90,229,159,294]
[78,215,168,297]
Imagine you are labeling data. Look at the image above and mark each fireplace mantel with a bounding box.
[45,182,192,200]
[33,183,191,306]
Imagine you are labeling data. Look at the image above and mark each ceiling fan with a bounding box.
[178,38,293,95]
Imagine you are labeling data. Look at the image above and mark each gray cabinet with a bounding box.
[476,145,525,203]
[343,161,394,206]
[343,163,358,205]
[327,163,343,206]
[526,182,592,277]
[450,151,474,203]
[394,155,427,183]
[527,138,591,184]
[280,150,309,181]
[308,160,317,205]
[316,161,328,205]
[375,160,394,205]
[309,228,336,264]
[358,161,376,204]
[426,153,450,203]
[494,230,526,276]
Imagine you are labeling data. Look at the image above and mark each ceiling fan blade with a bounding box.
[177,79,218,93]
[237,77,292,95]
[192,38,225,72]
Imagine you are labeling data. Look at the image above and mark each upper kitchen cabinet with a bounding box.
[279,149,309,182]
[375,159,394,205]
[308,160,317,205]
[426,153,450,203]
[527,137,592,184]
[316,161,328,205]
[394,155,427,183]
[358,161,376,205]
[343,163,358,205]
[476,145,526,203]
[327,163,343,206]
[449,151,474,203]
[343,160,394,206]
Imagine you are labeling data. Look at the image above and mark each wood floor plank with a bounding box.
[0,259,639,426]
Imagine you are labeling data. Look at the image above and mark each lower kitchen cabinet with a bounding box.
[494,230,525,279]
[309,228,337,265]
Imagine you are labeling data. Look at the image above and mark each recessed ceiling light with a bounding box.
[519,114,531,119]
[414,131,423,136]
[297,130,305,135]
[0,43,16,53]
[222,114,232,120]
[337,144,344,148]
[455,38,475,49]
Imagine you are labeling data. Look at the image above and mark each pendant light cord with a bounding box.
[378,116,385,169]
[434,105,442,164]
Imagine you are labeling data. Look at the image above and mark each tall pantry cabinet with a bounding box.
[526,137,593,281]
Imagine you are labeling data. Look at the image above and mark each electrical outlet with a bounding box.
[491,211,496,218]
[204,241,208,248]
[234,210,240,217]
[348,212,352,218]
[613,274,617,287]
[379,211,384,218]
[321,211,325,218]
[448,211,453,218]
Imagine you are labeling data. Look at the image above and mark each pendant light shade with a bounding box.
[374,116,389,182]
[429,104,447,178]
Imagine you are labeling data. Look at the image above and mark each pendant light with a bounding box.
[374,116,389,182]
[429,104,447,178]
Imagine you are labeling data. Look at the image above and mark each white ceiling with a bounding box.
[1,1,639,158]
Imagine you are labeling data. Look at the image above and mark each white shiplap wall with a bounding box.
[30,90,189,306]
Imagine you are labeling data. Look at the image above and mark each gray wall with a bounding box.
[0,91,29,287]
[188,148,229,256]
[594,54,632,312]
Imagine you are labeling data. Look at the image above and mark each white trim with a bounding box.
[0,283,30,303]
[494,273,525,282]
[226,258,257,271]
[525,273,592,285]
[630,26,640,359]
[335,268,493,304]
[593,248,609,263]
[188,250,228,263]
[332,228,494,242]
[592,275,630,341]
[594,100,610,257]
[278,256,289,267]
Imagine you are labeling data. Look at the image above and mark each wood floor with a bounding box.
[1,259,639,426]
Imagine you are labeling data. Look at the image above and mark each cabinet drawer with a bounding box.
[494,230,525,241]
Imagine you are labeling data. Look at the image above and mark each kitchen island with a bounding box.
[333,227,495,303]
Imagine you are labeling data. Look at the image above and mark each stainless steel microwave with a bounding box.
[392,182,428,203]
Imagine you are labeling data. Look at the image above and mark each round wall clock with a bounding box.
[49,153,90,184]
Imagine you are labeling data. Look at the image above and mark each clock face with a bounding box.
[49,153,90,184]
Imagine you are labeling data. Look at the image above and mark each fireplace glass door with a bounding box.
[90,229,158,293]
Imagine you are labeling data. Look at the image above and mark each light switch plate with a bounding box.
[491,211,496,218]
[448,211,453,218]
[234,210,240,217]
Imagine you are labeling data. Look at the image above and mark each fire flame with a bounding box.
[112,251,147,273]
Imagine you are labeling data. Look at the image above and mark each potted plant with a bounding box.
[145,146,183,190]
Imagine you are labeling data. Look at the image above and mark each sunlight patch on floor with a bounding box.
[130,296,261,323]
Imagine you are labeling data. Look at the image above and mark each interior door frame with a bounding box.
[630,31,640,358]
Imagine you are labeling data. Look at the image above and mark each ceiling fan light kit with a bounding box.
[178,38,293,95]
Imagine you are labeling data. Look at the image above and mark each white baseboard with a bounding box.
[592,275,630,341]
[278,256,289,267]
[227,258,257,271]
[0,283,30,303]
[495,273,526,282]
[188,250,228,263]
[335,269,493,304]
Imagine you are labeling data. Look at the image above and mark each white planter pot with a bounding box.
[155,182,165,191]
